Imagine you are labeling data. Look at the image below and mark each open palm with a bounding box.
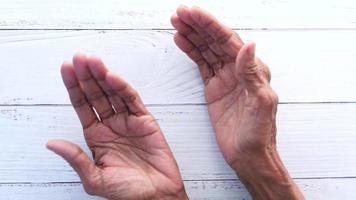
[47,54,187,200]
[171,6,278,166]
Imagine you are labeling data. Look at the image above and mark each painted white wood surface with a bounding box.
[1,30,356,105]
[1,0,356,198]
[0,0,356,29]
[0,104,355,182]
[1,178,356,200]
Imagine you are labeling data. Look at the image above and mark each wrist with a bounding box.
[232,150,304,200]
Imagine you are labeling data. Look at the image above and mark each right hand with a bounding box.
[47,54,188,200]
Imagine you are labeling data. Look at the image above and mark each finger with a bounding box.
[171,14,194,36]
[235,43,265,91]
[72,53,115,120]
[87,56,129,115]
[189,6,244,57]
[105,72,148,116]
[171,15,221,70]
[171,16,206,65]
[61,62,98,129]
[175,9,215,43]
[175,6,234,63]
[46,140,100,193]
[173,32,214,82]
[172,13,215,46]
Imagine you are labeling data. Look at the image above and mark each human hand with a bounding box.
[47,54,188,200]
[172,6,304,199]
[171,5,276,169]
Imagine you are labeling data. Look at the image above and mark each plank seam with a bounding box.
[1,176,356,185]
[0,102,356,107]
[1,28,356,31]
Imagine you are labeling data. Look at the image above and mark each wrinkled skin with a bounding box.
[47,55,187,200]
[171,6,278,167]
[172,6,304,200]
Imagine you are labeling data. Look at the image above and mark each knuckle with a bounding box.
[197,43,210,52]
[256,58,271,82]
[262,65,271,82]
[83,182,97,195]
[202,34,214,44]
[87,90,105,102]
[216,32,233,45]
[125,91,138,103]
[71,96,87,108]
[70,148,86,167]
[105,89,116,97]
[255,89,278,108]
[100,108,114,119]
[195,58,207,66]
[82,176,100,195]
[211,61,222,69]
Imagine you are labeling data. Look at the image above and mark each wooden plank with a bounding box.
[0,0,356,29]
[0,30,356,105]
[0,104,355,182]
[1,178,356,200]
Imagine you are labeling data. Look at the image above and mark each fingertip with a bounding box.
[87,56,108,80]
[61,61,72,68]
[45,139,83,159]
[45,140,54,150]
[177,4,189,11]
[170,14,179,25]
[190,6,202,20]
[73,53,89,73]
[45,140,66,156]
[176,5,191,22]
[87,55,101,64]
[105,72,122,90]
[45,139,64,150]
[170,14,180,30]
[72,53,91,80]
[105,71,115,81]
[190,6,214,26]
[72,52,87,65]
[60,61,73,74]
[60,62,78,88]
[237,42,256,61]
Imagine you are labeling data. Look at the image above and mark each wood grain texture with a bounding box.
[1,178,356,200]
[0,30,356,105]
[0,104,355,182]
[0,0,356,29]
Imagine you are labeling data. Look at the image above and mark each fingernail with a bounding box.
[180,4,188,8]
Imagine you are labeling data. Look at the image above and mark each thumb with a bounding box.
[46,140,100,193]
[235,42,265,91]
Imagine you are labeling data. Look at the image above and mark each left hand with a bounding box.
[171,6,304,200]
[171,6,277,166]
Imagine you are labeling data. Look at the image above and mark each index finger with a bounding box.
[189,6,244,57]
[61,62,98,129]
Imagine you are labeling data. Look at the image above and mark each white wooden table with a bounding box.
[0,0,356,199]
